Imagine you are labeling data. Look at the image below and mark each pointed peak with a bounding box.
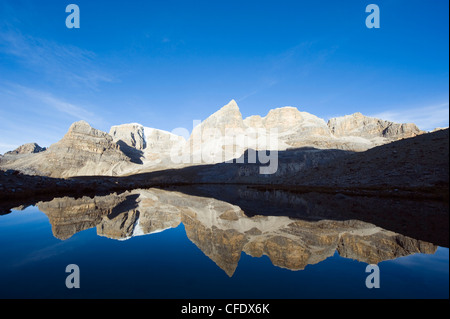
[221,99,239,111]
[65,120,109,138]
[209,99,242,119]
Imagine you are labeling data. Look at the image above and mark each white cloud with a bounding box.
[370,103,449,132]
[0,27,114,89]
[0,83,103,125]
[0,83,108,154]
[20,86,96,122]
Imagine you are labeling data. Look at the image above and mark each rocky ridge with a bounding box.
[0,100,428,178]
[5,143,46,155]
[0,121,136,177]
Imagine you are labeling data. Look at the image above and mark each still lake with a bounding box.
[0,186,448,299]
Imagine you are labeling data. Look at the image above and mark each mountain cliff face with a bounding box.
[245,106,333,149]
[328,112,423,140]
[185,100,247,163]
[186,100,424,156]
[179,100,424,167]
[142,127,187,168]
[110,123,147,150]
[0,121,136,177]
[107,124,187,170]
[0,100,426,178]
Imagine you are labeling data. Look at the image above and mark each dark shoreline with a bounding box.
[1,168,448,215]
[1,171,448,201]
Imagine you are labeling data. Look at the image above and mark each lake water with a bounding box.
[0,186,448,299]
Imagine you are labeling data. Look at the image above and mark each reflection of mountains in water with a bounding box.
[36,187,446,277]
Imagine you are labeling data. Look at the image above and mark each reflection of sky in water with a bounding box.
[0,204,448,299]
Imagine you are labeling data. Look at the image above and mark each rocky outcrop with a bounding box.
[5,143,46,155]
[55,120,120,154]
[328,112,423,141]
[109,123,146,150]
[44,120,137,177]
[109,123,146,164]
[0,121,136,177]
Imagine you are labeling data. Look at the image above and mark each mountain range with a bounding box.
[0,100,426,178]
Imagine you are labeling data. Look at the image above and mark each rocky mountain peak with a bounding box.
[214,99,243,122]
[327,112,424,139]
[67,120,96,134]
[221,99,239,110]
[263,107,328,132]
[5,143,46,155]
[58,120,114,146]
[193,100,245,135]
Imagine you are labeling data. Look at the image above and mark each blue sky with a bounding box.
[0,0,448,153]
